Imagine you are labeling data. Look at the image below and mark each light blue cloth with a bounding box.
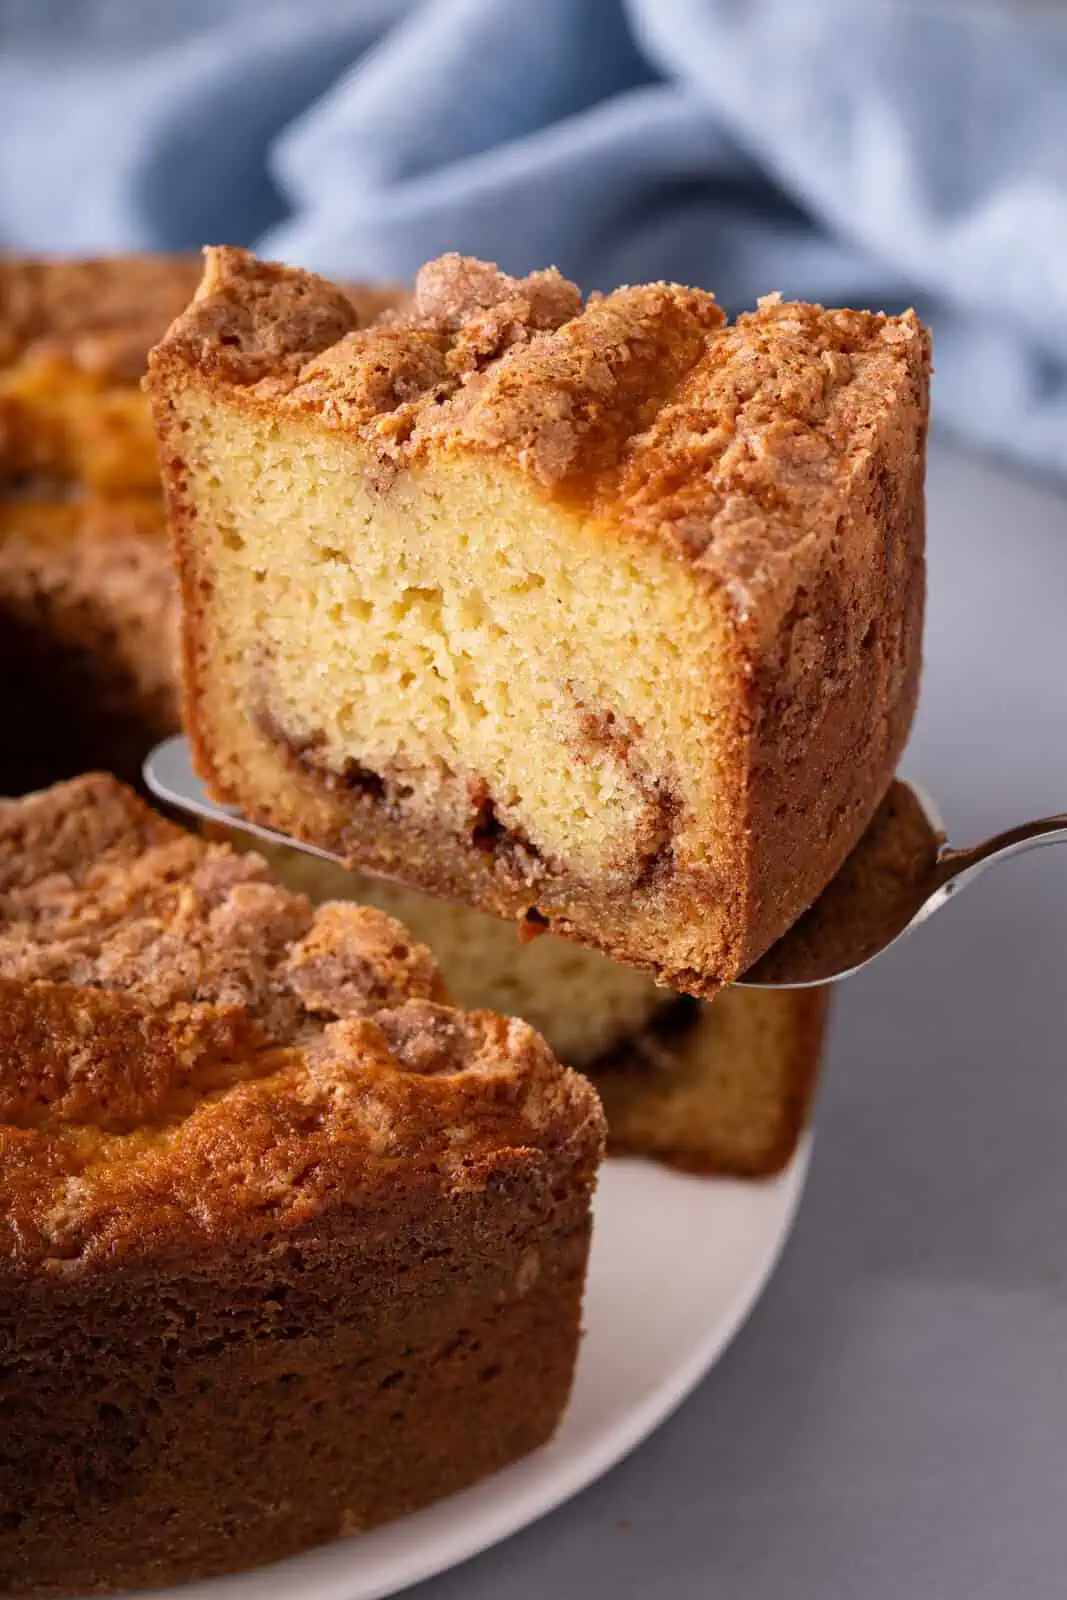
[2,0,1065,480]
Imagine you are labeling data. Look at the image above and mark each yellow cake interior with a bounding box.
[255,841,674,1068]
[180,393,734,891]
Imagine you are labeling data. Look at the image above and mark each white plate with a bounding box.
[140,1141,810,1600]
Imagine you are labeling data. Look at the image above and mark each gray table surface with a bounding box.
[410,441,1067,1600]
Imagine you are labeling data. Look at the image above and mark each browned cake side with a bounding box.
[0,494,179,791]
[0,775,603,1596]
[590,988,829,1177]
[0,255,409,491]
[745,778,943,985]
[147,248,930,998]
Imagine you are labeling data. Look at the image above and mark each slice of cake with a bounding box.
[148,248,930,997]
[256,842,827,1176]
[0,774,603,1595]
[0,254,408,492]
[0,494,179,791]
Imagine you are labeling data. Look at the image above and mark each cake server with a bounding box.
[145,734,1067,992]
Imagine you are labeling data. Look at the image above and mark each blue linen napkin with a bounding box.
[1,0,1064,480]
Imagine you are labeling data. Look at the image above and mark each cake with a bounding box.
[257,840,675,1067]
[0,254,410,796]
[592,989,827,1176]
[744,777,943,985]
[0,254,407,492]
[256,841,828,1175]
[0,256,202,491]
[0,774,603,1595]
[0,493,179,791]
[147,247,930,997]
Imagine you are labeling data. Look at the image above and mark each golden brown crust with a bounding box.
[0,255,202,491]
[3,1180,593,1593]
[747,778,942,985]
[150,246,724,489]
[0,775,603,1277]
[738,377,927,973]
[0,251,410,490]
[590,988,829,1178]
[0,253,408,383]
[161,246,361,385]
[0,373,164,492]
[0,255,203,379]
[149,250,930,994]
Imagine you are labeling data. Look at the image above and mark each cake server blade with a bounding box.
[144,736,1067,992]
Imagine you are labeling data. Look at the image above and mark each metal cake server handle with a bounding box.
[144,735,1067,992]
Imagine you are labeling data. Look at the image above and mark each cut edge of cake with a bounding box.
[147,247,930,998]
[0,494,179,792]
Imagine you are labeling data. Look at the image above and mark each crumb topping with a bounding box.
[149,247,725,492]
[0,256,203,379]
[412,253,582,348]
[0,254,408,383]
[147,249,929,601]
[157,247,394,386]
[612,297,929,591]
[0,776,600,1271]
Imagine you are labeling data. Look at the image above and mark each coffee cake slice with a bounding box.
[148,247,930,997]
[0,774,602,1595]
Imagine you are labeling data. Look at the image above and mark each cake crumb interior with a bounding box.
[182,398,732,888]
